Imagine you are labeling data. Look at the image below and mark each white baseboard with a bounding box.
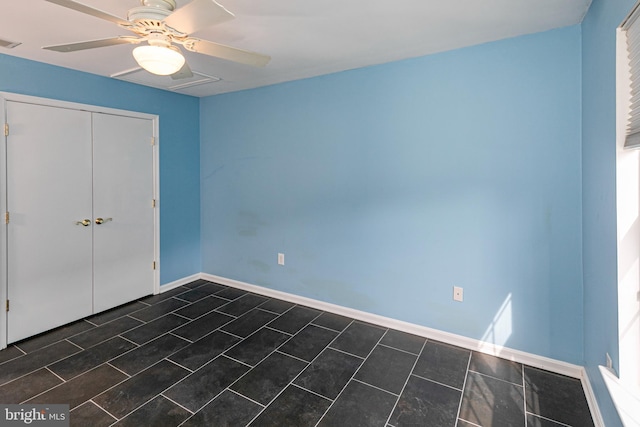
[582,368,606,427]
[199,273,581,376]
[165,272,603,426]
[159,273,202,292]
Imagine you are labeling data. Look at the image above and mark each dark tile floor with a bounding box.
[0,279,595,426]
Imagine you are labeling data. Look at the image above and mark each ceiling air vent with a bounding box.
[0,38,21,49]
[111,67,221,94]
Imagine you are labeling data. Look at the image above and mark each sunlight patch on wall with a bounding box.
[480,293,513,351]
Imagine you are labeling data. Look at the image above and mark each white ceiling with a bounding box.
[0,0,592,97]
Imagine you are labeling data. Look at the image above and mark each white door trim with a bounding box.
[0,92,160,350]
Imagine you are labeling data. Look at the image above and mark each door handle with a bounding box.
[95,217,112,225]
[75,219,91,227]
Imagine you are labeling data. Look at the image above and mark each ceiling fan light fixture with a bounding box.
[132,45,185,76]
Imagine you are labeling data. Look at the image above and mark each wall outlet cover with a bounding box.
[453,286,463,302]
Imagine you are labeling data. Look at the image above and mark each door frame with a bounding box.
[0,92,160,351]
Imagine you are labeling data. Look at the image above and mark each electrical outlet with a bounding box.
[453,286,463,302]
[278,253,285,266]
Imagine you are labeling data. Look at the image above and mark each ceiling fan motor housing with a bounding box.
[128,6,172,23]
[141,0,176,10]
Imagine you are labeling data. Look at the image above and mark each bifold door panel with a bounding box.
[6,102,94,342]
[4,101,155,343]
[92,113,154,312]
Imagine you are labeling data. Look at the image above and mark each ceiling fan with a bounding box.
[43,0,270,79]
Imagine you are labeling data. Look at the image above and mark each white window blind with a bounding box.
[622,2,640,149]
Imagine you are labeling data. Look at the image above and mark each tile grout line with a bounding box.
[523,358,528,427]
[314,322,388,427]
[97,402,122,427]
[274,349,309,365]
[100,363,193,425]
[87,357,175,420]
[410,372,466,393]
[84,399,117,422]
[9,286,226,361]
[0,366,52,391]
[377,341,422,357]
[218,329,245,340]
[290,382,334,403]
[2,289,205,412]
[45,366,67,383]
[0,343,85,389]
[255,306,287,316]
[46,342,144,382]
[93,333,192,378]
[164,358,195,373]
[132,310,224,347]
[168,332,193,343]
[172,312,195,322]
[232,310,333,425]
[14,367,69,404]
[326,345,366,360]
[12,344,27,354]
[166,306,317,421]
[308,321,348,334]
[383,337,428,427]
[526,412,572,427]
[66,315,147,350]
[117,334,142,348]
[351,378,399,397]
[86,301,152,325]
[102,348,222,426]
[160,394,195,415]
[65,338,87,351]
[468,368,526,387]
[228,388,266,408]
[453,350,472,426]
[106,362,132,378]
[262,325,294,336]
[176,386,266,427]
[13,319,99,354]
[21,363,130,408]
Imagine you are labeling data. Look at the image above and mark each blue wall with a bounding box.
[0,54,201,283]
[200,26,584,363]
[582,0,632,425]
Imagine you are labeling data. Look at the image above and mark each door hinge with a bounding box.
[150,137,156,146]
[152,261,156,270]
[152,199,156,208]
[5,300,9,312]
[4,123,8,136]
[4,212,8,224]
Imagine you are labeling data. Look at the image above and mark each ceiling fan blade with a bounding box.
[185,39,270,67]
[171,61,194,80]
[43,36,141,53]
[164,0,234,34]
[45,0,129,26]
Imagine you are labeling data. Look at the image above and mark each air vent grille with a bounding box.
[111,67,221,94]
[0,38,21,49]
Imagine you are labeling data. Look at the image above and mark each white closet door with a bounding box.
[6,102,94,343]
[92,113,154,312]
